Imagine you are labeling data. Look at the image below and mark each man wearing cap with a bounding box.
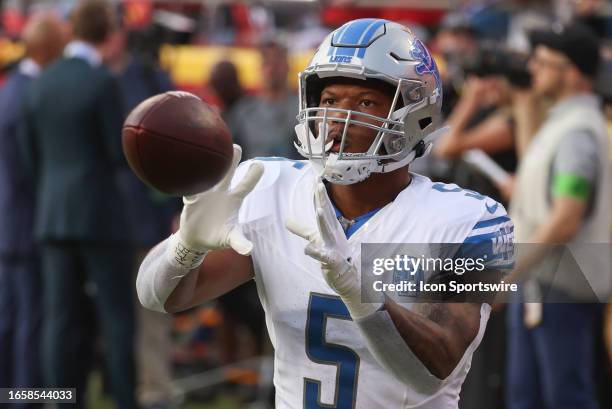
[505,22,609,409]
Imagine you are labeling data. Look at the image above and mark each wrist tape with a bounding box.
[167,233,209,270]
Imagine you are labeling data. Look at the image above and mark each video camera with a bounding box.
[463,46,532,88]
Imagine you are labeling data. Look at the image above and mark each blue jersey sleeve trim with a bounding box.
[464,225,514,243]
[472,215,511,230]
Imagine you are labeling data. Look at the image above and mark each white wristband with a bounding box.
[137,237,198,313]
[167,233,209,270]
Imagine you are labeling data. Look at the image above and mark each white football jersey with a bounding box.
[231,158,514,409]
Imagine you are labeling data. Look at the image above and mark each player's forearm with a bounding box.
[353,304,447,394]
[383,299,461,378]
[136,236,198,313]
[163,266,200,313]
[354,297,480,392]
[167,249,255,312]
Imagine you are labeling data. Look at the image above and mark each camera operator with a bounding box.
[435,43,540,409]
[434,46,530,203]
[433,16,479,119]
[503,23,609,409]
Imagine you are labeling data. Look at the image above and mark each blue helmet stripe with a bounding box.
[334,47,357,57]
[340,19,380,44]
[333,20,369,57]
[329,18,383,58]
[356,19,387,58]
[327,23,350,56]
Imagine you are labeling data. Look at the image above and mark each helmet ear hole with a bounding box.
[418,117,432,130]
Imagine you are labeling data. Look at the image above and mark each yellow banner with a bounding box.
[159,45,312,89]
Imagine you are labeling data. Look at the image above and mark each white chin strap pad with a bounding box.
[322,154,377,185]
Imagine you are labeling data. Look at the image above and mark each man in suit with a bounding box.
[0,14,65,409]
[19,2,137,408]
[105,28,178,409]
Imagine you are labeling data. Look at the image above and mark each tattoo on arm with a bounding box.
[385,301,482,378]
[413,303,451,325]
[412,302,480,344]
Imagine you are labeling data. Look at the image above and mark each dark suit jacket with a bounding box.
[19,57,128,243]
[115,56,180,248]
[0,70,36,255]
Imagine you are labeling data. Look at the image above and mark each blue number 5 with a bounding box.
[304,293,360,409]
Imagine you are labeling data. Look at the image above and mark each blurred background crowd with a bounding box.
[0,1,610,409]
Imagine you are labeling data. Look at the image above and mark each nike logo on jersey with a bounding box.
[485,202,499,214]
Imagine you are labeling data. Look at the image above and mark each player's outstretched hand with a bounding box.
[286,181,381,319]
[286,181,352,289]
[174,144,264,263]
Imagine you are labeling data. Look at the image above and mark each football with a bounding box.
[122,91,233,196]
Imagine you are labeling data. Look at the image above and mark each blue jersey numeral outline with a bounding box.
[304,293,360,409]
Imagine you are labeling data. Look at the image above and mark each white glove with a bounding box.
[286,181,382,319]
[168,144,264,270]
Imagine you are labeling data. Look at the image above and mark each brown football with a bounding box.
[122,91,233,196]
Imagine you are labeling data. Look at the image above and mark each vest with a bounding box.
[510,94,611,301]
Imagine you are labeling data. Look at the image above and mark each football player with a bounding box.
[137,19,514,408]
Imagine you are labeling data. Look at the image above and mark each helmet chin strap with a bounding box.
[321,154,377,185]
[317,133,441,185]
[318,144,420,185]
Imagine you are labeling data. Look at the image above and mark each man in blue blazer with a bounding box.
[19,2,137,408]
[0,15,65,409]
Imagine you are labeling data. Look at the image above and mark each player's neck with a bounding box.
[328,168,411,220]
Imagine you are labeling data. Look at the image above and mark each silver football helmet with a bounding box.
[294,19,443,184]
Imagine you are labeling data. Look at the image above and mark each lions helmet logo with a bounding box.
[410,39,441,88]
